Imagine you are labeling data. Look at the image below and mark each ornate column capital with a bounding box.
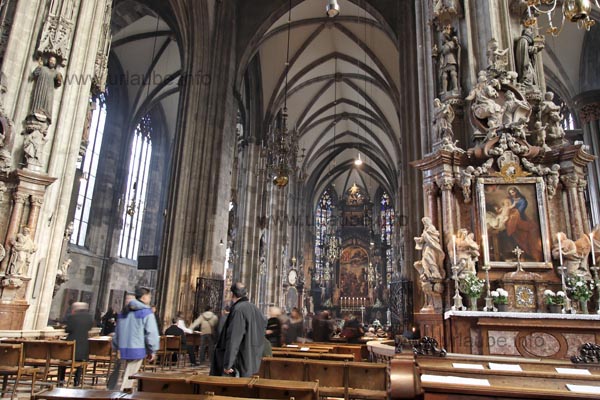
[30,195,44,207]
[424,182,440,197]
[436,176,455,191]
[580,102,600,124]
[12,191,29,204]
[560,174,579,189]
[577,178,588,193]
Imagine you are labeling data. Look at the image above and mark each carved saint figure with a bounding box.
[487,38,509,72]
[0,128,11,174]
[449,229,480,277]
[414,217,446,280]
[514,27,544,86]
[7,226,37,276]
[540,92,566,147]
[530,121,550,150]
[23,126,47,166]
[30,56,63,123]
[433,98,454,140]
[502,90,531,125]
[466,72,503,129]
[438,25,460,94]
[552,232,585,276]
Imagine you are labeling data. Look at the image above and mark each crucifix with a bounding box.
[512,246,524,273]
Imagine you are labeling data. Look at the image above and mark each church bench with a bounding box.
[390,353,600,400]
[250,376,319,400]
[130,372,196,394]
[261,357,307,381]
[346,362,388,399]
[305,359,347,398]
[273,346,332,353]
[185,375,256,397]
[32,388,270,399]
[272,350,354,361]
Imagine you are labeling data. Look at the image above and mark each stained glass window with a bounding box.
[315,189,334,281]
[379,191,395,276]
[118,114,153,259]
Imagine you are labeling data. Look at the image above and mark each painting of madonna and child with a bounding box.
[339,246,369,299]
[481,181,550,268]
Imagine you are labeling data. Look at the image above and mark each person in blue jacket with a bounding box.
[111,286,159,392]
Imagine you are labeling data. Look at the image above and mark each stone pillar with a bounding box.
[577,99,600,226]
[157,0,237,318]
[2,191,27,272]
[424,182,440,229]
[27,195,44,233]
[437,174,456,261]
[561,173,584,239]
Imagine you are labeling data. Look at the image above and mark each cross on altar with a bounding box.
[513,246,525,272]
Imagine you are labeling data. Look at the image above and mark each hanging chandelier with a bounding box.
[525,0,599,36]
[267,0,299,187]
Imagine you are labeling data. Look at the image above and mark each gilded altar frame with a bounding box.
[476,176,552,269]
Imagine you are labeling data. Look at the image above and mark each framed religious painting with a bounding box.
[476,176,552,269]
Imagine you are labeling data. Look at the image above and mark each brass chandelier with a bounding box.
[267,0,299,187]
[525,0,600,35]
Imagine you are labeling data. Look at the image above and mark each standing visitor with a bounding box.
[58,302,93,386]
[111,287,159,392]
[211,282,265,377]
[190,306,219,364]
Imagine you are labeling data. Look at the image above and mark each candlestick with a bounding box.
[451,262,466,311]
[452,234,457,265]
[590,233,596,266]
[557,234,563,266]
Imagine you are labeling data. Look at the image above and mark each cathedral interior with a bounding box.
[1,0,600,364]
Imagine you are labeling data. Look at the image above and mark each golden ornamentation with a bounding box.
[491,162,531,183]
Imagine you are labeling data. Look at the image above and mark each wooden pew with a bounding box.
[32,388,274,399]
[390,352,600,400]
[130,372,196,394]
[261,356,387,400]
[272,350,354,361]
[186,375,255,397]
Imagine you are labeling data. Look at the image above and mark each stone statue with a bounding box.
[530,121,550,150]
[0,128,11,174]
[460,166,475,202]
[502,90,531,125]
[414,217,446,280]
[514,27,544,86]
[487,38,509,72]
[591,226,600,265]
[449,229,480,277]
[29,56,63,123]
[22,125,47,166]
[0,243,5,265]
[466,71,503,130]
[540,92,566,147]
[437,24,460,94]
[433,98,454,140]
[433,0,461,18]
[7,226,37,276]
[553,232,584,276]
[57,258,72,277]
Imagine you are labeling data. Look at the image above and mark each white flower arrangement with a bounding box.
[459,273,485,298]
[543,289,566,305]
[491,288,508,305]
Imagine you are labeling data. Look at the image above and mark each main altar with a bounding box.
[410,21,599,361]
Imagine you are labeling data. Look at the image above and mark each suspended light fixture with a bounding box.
[268,0,299,187]
[326,0,340,18]
[525,0,598,36]
[354,152,363,166]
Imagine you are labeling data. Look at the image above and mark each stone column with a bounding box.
[1,191,27,273]
[578,100,600,226]
[424,181,440,229]
[27,195,44,233]
[561,174,584,239]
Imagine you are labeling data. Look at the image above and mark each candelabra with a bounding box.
[451,262,466,311]
[557,264,574,314]
[590,264,600,314]
[482,264,496,312]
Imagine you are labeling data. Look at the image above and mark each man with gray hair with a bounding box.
[211,282,265,377]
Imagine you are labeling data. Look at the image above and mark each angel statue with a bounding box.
[553,232,590,278]
[448,229,480,277]
[414,217,446,280]
[487,38,509,72]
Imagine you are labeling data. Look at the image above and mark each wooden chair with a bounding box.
[0,343,39,400]
[47,340,88,387]
[164,335,184,368]
[87,338,114,386]
[185,332,202,360]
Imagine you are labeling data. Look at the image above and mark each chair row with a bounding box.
[260,356,388,400]
[130,372,319,400]
[0,343,40,400]
[1,339,86,387]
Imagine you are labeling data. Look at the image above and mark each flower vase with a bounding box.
[496,304,508,312]
[579,300,589,314]
[548,304,562,313]
[469,297,478,311]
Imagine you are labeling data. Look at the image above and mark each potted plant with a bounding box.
[543,289,566,313]
[567,276,595,314]
[459,273,485,311]
[491,288,509,312]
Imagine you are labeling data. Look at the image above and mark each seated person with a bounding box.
[165,318,198,366]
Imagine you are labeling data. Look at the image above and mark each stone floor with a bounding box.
[1,360,211,399]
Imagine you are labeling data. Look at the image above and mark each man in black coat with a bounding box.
[59,302,93,386]
[165,319,198,365]
[211,282,265,377]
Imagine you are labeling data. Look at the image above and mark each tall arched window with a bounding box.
[379,191,395,278]
[71,95,107,246]
[315,189,334,282]
[118,115,153,259]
